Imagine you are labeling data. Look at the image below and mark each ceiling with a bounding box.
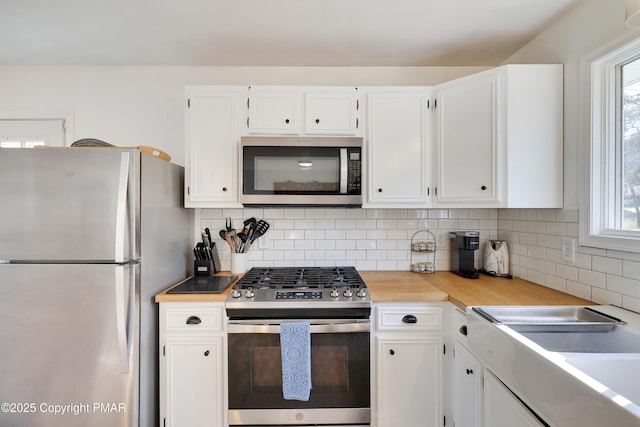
[0,0,583,67]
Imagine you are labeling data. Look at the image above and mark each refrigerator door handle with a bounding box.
[114,152,130,263]
[115,265,130,373]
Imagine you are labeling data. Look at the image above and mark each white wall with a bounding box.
[496,0,640,311]
[0,65,486,166]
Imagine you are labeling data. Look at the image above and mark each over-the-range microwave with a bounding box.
[240,136,363,207]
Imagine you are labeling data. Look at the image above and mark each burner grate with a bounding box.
[235,266,365,290]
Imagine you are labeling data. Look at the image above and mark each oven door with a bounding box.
[227,319,370,426]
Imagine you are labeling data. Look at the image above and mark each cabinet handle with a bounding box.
[222,187,227,192]
[285,119,290,124]
[389,349,395,355]
[481,185,487,191]
[315,119,320,124]
[466,369,474,375]
[459,325,468,336]
[356,118,359,129]
[247,117,249,128]
[402,314,418,324]
[356,99,359,110]
[427,187,430,196]
[435,187,438,196]
[204,350,210,357]
[378,188,383,193]
[186,316,202,325]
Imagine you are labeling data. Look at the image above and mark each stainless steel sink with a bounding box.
[472,306,624,332]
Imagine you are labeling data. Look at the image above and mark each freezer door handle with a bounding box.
[115,266,131,373]
[114,152,130,263]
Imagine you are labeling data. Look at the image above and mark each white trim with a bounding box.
[0,109,74,145]
[580,31,640,253]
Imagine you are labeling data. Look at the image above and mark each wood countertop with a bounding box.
[156,271,592,309]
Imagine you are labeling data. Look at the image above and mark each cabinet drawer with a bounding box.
[375,304,443,331]
[163,304,225,333]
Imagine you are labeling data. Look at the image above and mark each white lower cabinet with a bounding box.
[451,307,483,427]
[453,342,483,427]
[372,303,444,427]
[159,302,227,427]
[483,370,545,427]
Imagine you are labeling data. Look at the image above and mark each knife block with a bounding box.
[194,260,214,276]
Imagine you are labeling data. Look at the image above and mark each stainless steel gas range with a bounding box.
[225,267,371,427]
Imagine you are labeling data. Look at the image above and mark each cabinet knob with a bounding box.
[481,185,487,191]
[186,316,202,325]
[315,119,320,124]
[285,119,290,124]
[402,314,418,324]
[378,188,383,193]
[204,350,210,357]
[459,325,468,336]
[222,187,227,192]
[389,349,395,355]
[466,369,474,375]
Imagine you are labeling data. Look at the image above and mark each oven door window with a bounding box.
[243,146,342,195]
[228,332,370,409]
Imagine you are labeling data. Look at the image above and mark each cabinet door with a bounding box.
[164,337,224,427]
[185,86,244,207]
[248,88,301,134]
[454,342,483,427]
[304,89,359,135]
[434,71,503,206]
[483,370,545,427]
[375,336,442,427]
[366,89,431,207]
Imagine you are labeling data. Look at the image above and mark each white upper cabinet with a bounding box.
[246,86,360,136]
[304,88,360,135]
[247,87,301,134]
[363,87,432,207]
[433,64,563,208]
[184,86,245,208]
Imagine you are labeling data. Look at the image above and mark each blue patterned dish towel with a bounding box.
[280,321,312,401]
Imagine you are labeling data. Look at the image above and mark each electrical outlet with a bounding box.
[561,237,575,262]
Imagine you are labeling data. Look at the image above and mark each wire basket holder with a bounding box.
[410,230,436,273]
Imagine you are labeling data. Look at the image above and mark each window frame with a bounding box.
[581,32,640,253]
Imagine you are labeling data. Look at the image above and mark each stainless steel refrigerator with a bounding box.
[0,147,193,427]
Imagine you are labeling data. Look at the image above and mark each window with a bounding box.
[582,34,640,253]
[0,119,65,148]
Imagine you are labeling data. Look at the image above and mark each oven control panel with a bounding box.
[276,291,323,300]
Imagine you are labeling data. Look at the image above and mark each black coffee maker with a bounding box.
[450,231,480,279]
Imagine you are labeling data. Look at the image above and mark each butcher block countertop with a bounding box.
[363,271,591,310]
[156,271,591,309]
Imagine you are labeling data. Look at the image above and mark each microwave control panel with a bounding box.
[347,149,361,194]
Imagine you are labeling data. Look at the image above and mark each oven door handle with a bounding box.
[227,321,370,334]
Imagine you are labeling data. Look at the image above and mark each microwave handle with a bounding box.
[340,148,348,194]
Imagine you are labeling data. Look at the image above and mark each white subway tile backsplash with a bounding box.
[199,207,639,305]
[578,269,606,289]
[592,256,623,276]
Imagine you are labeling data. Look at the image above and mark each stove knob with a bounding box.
[231,289,242,299]
[356,287,367,298]
[343,287,353,298]
[244,287,255,299]
[330,287,340,298]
